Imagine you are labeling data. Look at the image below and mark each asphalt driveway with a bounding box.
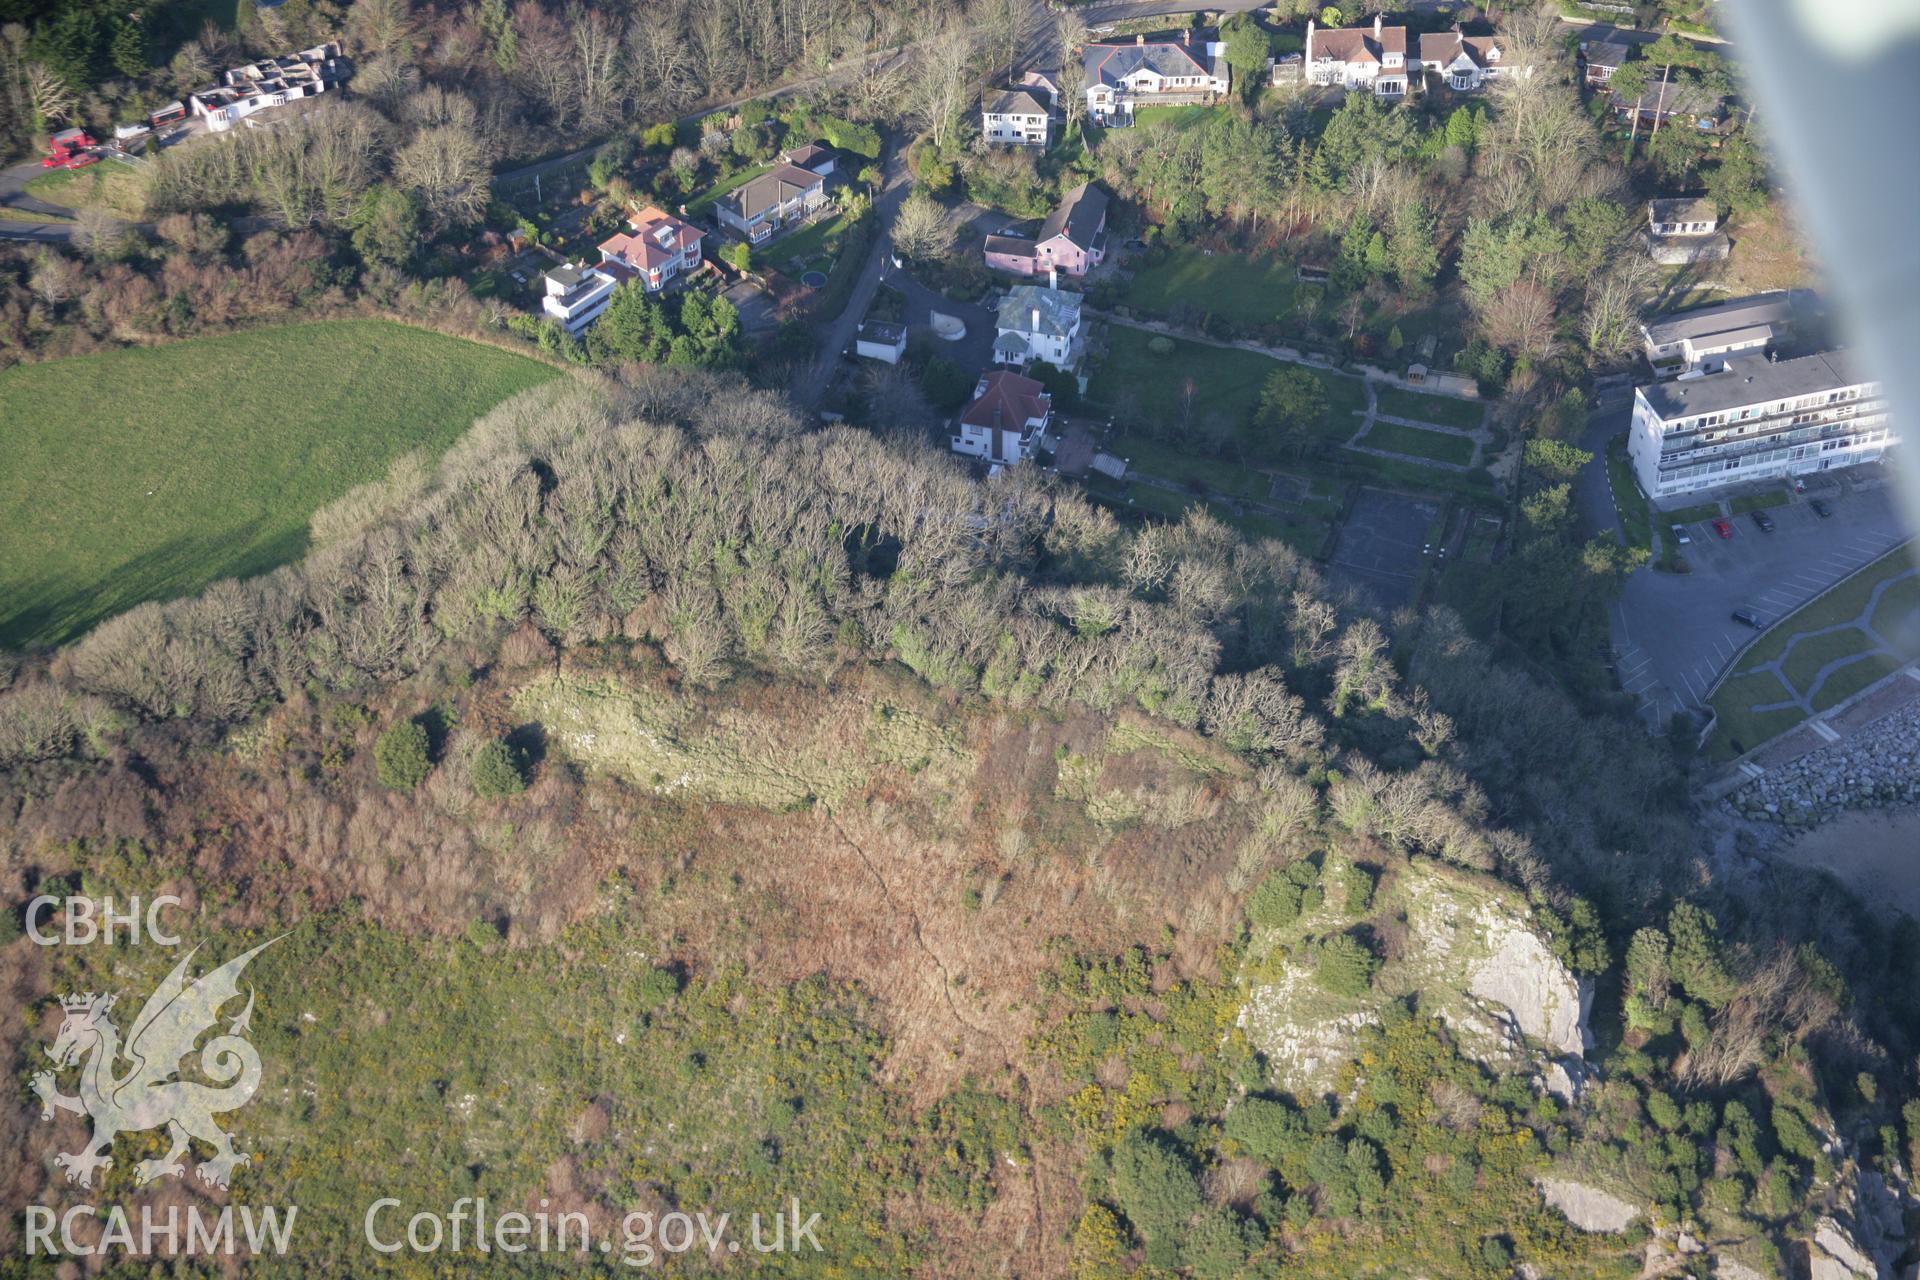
[1613,479,1911,725]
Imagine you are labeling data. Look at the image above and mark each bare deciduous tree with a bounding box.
[891,190,956,261]
[396,122,490,226]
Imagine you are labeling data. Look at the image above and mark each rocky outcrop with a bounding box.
[1804,1215,1880,1280]
[1727,702,1920,831]
[1468,919,1593,1058]
[1536,1178,1640,1233]
[1712,1257,1772,1280]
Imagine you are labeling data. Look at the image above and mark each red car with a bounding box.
[1712,518,1734,539]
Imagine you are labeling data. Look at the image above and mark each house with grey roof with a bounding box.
[982,87,1050,147]
[996,284,1084,371]
[1640,292,1808,375]
[1628,350,1892,498]
[1645,197,1728,265]
[1580,39,1631,85]
[1083,29,1229,124]
[983,183,1109,277]
[713,163,827,245]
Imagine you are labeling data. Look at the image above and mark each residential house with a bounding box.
[982,183,1109,278]
[1628,350,1891,498]
[541,261,620,336]
[714,163,827,244]
[982,87,1051,147]
[1640,291,1802,375]
[953,370,1052,465]
[781,142,836,176]
[995,284,1084,371]
[1083,29,1229,124]
[1609,76,1726,130]
[189,41,346,132]
[1018,68,1063,107]
[1645,197,1729,264]
[855,321,907,364]
[598,205,705,291]
[1304,16,1410,97]
[1416,29,1520,92]
[1580,40,1631,86]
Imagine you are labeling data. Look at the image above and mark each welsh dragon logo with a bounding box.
[32,940,277,1190]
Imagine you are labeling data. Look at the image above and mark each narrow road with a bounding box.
[795,148,911,409]
[0,161,80,243]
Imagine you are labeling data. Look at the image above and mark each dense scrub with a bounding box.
[3,371,1917,1276]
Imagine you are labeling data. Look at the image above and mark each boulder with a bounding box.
[1537,1178,1640,1234]
[1806,1216,1880,1280]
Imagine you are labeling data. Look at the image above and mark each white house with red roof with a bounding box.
[1304,16,1410,97]
[953,371,1052,465]
[598,205,705,292]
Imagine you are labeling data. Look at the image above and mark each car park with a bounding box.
[1671,524,1692,545]
[1712,518,1734,539]
[1732,608,1763,629]
[1751,510,1776,533]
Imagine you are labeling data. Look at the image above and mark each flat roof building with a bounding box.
[1639,291,1802,376]
[1628,350,1892,499]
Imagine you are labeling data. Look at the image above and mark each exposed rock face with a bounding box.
[1712,1257,1771,1280]
[1467,917,1593,1058]
[1806,1214,1883,1280]
[1726,702,1920,831]
[1536,1179,1640,1234]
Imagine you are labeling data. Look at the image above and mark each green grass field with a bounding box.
[26,164,147,217]
[0,321,559,650]
[1373,385,1485,431]
[1606,436,1653,553]
[1089,326,1365,456]
[1122,247,1300,327]
[1362,421,1475,466]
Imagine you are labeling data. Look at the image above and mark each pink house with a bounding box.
[983,182,1109,278]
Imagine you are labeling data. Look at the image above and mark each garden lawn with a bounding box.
[1373,385,1486,431]
[0,320,559,649]
[26,164,147,217]
[1089,326,1363,459]
[1361,421,1475,466]
[773,211,849,272]
[1122,247,1300,328]
[684,164,770,222]
[1728,490,1791,515]
[1606,436,1653,554]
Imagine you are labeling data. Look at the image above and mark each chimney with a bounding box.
[1374,13,1382,38]
[1136,32,1145,46]
[1305,19,1314,60]
[1049,266,1058,289]
[1031,306,1041,332]
[1183,27,1191,46]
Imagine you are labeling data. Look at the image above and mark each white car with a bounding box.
[1671,524,1692,545]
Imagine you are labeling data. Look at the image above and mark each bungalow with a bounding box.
[953,370,1052,465]
[982,87,1050,148]
[1083,29,1229,124]
[1416,29,1519,92]
[189,41,346,132]
[1645,197,1729,265]
[598,204,704,292]
[541,261,620,335]
[1304,16,1410,97]
[781,142,836,177]
[996,284,1084,371]
[714,163,826,244]
[1610,77,1727,131]
[1639,292,1797,375]
[1580,40,1631,86]
[982,183,1109,278]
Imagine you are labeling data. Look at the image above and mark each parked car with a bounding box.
[1671,524,1692,545]
[1751,510,1776,533]
[1712,518,1734,539]
[1810,498,1833,518]
[1732,608,1763,629]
